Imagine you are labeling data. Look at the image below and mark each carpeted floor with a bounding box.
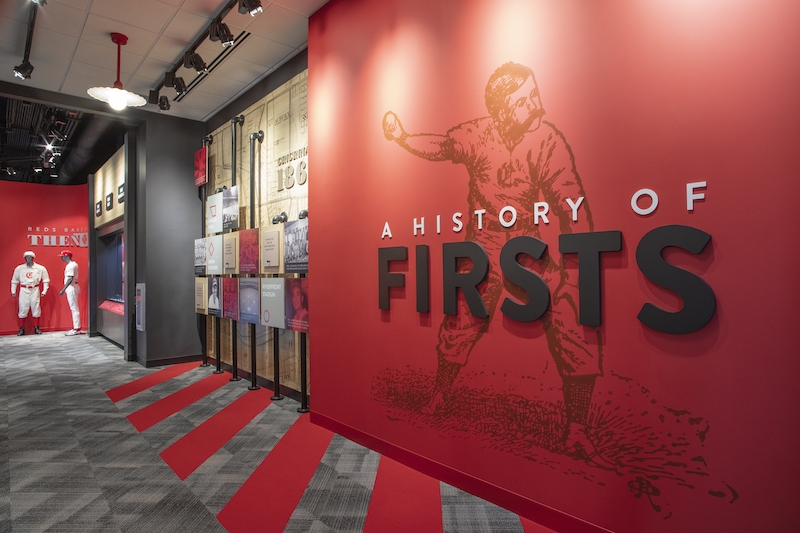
[0,333,549,533]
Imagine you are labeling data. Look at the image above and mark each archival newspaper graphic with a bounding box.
[378,62,735,517]
[284,219,308,274]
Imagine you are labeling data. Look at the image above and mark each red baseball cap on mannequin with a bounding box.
[60,250,73,258]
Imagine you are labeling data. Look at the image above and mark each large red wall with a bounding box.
[0,181,89,335]
[308,1,799,532]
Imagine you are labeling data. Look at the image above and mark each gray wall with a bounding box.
[135,113,206,366]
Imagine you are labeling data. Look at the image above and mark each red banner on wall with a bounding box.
[0,181,89,335]
[308,1,800,532]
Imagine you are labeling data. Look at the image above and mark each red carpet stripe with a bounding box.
[520,516,558,533]
[106,362,199,402]
[216,415,334,533]
[363,456,443,533]
[127,372,231,432]
[160,388,272,480]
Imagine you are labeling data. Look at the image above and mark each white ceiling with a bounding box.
[0,0,329,121]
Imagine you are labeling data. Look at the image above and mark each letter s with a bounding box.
[636,225,715,334]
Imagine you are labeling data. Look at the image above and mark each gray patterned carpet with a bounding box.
[0,333,531,533]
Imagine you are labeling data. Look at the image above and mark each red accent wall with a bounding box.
[0,181,89,335]
[308,1,800,532]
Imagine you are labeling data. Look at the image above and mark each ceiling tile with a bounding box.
[89,0,177,34]
[60,61,118,98]
[189,76,248,98]
[50,0,92,11]
[273,0,328,18]
[0,19,26,49]
[0,3,33,25]
[241,4,306,48]
[156,0,185,7]
[163,9,213,43]
[29,29,79,60]
[179,0,243,18]
[148,35,191,64]
[72,39,143,75]
[131,57,174,84]
[34,1,89,39]
[205,56,268,84]
[230,34,294,68]
[81,14,160,57]
[126,75,166,96]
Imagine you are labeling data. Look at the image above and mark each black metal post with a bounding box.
[229,115,244,382]
[297,331,309,413]
[247,130,264,391]
[200,136,212,367]
[213,316,223,374]
[271,322,283,400]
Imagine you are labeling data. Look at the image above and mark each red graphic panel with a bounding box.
[0,181,89,334]
[194,146,207,186]
[308,1,800,533]
[238,228,259,275]
[222,277,239,321]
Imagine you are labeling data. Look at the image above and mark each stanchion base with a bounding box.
[230,377,242,382]
[212,370,224,374]
[199,363,211,367]
[247,385,260,391]
[297,407,310,413]
[270,394,284,401]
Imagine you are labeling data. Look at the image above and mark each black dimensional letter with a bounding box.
[416,244,430,313]
[559,231,623,326]
[442,242,489,317]
[378,246,407,310]
[636,225,715,334]
[499,236,550,322]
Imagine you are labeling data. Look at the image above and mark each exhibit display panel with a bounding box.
[93,147,124,229]
[307,1,800,532]
[202,70,310,394]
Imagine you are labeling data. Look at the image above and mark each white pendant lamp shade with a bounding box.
[87,33,146,111]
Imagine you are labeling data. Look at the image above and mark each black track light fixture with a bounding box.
[13,61,34,80]
[148,89,159,105]
[158,95,171,111]
[183,51,207,74]
[209,19,235,47]
[173,76,187,95]
[238,0,262,17]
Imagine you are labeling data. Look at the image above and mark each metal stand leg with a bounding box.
[248,324,259,390]
[230,319,241,381]
[213,316,224,374]
[297,332,309,413]
[271,327,283,400]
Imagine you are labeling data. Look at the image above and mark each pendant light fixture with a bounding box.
[87,33,146,111]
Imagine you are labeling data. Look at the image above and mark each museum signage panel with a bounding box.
[206,235,223,275]
[260,278,285,329]
[308,1,800,532]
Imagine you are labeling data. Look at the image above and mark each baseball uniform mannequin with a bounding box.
[58,250,81,335]
[11,251,50,335]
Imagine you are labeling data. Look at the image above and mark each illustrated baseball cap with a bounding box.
[23,251,35,258]
[60,250,73,258]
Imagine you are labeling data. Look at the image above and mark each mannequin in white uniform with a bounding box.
[11,251,50,335]
[58,250,81,336]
